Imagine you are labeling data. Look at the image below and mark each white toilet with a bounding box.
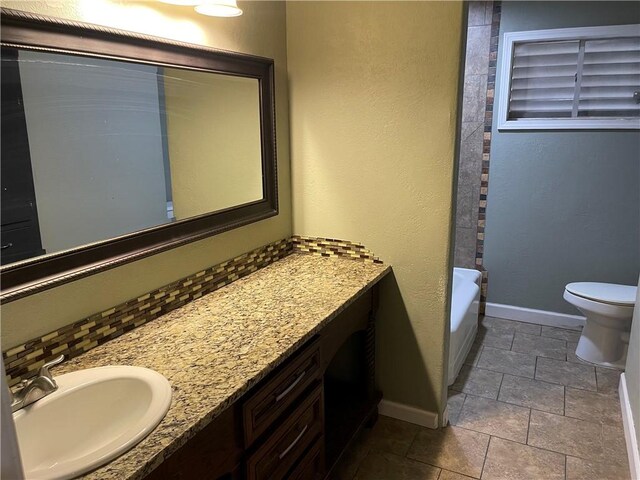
[563,282,637,369]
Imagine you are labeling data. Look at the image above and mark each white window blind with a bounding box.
[498,24,640,130]
[510,40,580,119]
[580,37,640,117]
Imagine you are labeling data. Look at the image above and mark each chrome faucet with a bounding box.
[10,355,64,413]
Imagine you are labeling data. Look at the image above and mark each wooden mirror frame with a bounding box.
[0,8,278,302]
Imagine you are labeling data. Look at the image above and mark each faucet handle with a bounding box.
[39,355,64,381]
[13,379,29,393]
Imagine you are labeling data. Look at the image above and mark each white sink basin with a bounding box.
[13,366,172,480]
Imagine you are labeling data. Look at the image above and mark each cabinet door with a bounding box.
[144,405,243,480]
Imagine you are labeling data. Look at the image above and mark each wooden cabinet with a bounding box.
[288,437,324,480]
[145,284,379,480]
[243,338,321,446]
[145,405,243,480]
[246,383,323,480]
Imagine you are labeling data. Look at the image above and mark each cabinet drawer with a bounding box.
[247,383,323,480]
[288,436,324,480]
[243,338,320,446]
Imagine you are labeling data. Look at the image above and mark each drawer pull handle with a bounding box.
[1,243,13,250]
[278,424,308,460]
[275,370,306,402]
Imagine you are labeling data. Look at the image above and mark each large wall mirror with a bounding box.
[0,8,277,301]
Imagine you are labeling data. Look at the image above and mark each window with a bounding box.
[497,24,640,130]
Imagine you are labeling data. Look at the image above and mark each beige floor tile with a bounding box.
[456,395,530,443]
[464,342,483,367]
[565,387,622,426]
[498,374,564,415]
[511,333,566,360]
[365,415,421,456]
[332,318,624,480]
[566,455,631,480]
[451,366,503,399]
[601,424,630,467]
[477,347,536,378]
[540,326,581,343]
[535,357,597,391]
[439,470,477,480]
[354,451,441,480]
[476,328,514,350]
[596,367,622,395]
[407,426,489,478]
[481,317,541,336]
[481,437,565,480]
[527,410,603,459]
[447,389,466,425]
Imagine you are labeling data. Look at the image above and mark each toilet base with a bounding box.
[575,349,626,370]
[575,313,629,369]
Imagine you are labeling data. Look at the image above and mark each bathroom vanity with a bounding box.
[49,253,389,480]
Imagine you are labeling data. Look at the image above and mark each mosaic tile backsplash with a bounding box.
[3,235,382,386]
[291,235,383,264]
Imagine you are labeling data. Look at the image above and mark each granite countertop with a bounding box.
[53,252,390,480]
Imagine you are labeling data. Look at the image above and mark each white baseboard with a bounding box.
[378,399,439,429]
[620,373,640,480]
[485,302,585,329]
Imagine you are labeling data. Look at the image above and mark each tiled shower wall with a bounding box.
[453,1,494,269]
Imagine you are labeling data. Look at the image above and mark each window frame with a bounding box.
[497,23,640,131]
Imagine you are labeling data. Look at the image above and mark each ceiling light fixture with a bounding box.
[195,0,243,17]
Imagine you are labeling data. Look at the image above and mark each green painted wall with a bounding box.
[484,1,640,314]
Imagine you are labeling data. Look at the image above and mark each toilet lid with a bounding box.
[566,282,637,306]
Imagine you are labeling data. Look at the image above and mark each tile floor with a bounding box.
[331,316,630,480]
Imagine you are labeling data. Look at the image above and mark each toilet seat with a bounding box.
[565,282,636,306]
[563,289,633,319]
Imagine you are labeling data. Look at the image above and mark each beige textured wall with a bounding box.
[163,69,263,219]
[287,1,463,415]
[1,0,291,350]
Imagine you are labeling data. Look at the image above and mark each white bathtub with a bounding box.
[448,267,482,386]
